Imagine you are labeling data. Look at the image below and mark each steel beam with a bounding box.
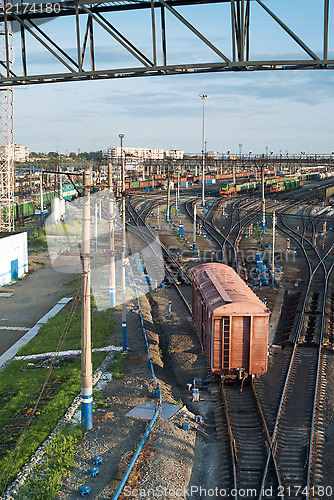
[0,0,331,87]
[324,0,329,61]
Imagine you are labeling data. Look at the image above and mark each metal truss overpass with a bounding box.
[0,0,332,87]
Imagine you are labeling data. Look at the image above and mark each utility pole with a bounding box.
[166,165,171,222]
[0,20,14,232]
[177,165,180,204]
[272,212,276,287]
[193,203,197,254]
[81,169,92,430]
[59,165,62,198]
[94,202,98,252]
[232,163,236,185]
[40,173,44,212]
[108,164,116,308]
[200,94,208,207]
[261,159,266,234]
[119,133,127,352]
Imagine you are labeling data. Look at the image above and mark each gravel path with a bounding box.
[55,288,210,499]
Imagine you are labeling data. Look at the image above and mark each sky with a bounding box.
[11,0,334,155]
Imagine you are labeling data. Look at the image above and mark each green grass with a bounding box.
[46,220,82,237]
[93,390,110,410]
[0,300,116,492]
[28,228,47,248]
[109,351,127,379]
[16,425,84,500]
[0,353,105,491]
[16,306,117,356]
[0,276,118,494]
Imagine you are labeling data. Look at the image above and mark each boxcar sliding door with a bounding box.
[230,316,251,374]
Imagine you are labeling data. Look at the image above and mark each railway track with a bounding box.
[182,190,334,499]
[222,381,282,499]
[126,197,192,312]
[183,196,285,497]
[256,198,334,500]
[125,188,334,500]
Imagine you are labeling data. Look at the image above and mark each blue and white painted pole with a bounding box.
[108,166,117,309]
[262,215,266,234]
[193,203,197,254]
[110,286,116,308]
[81,169,93,430]
[200,94,208,207]
[95,202,98,252]
[121,135,127,352]
[272,212,276,288]
[261,162,266,234]
[179,221,184,237]
[166,178,171,222]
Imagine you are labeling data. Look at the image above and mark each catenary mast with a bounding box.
[0,10,14,232]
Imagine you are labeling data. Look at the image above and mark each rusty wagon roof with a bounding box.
[192,263,270,316]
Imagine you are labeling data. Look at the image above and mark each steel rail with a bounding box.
[126,198,192,314]
[129,196,191,284]
[222,380,283,499]
[185,190,330,500]
[185,195,283,495]
[258,205,334,499]
[131,200,192,285]
[185,198,227,269]
[183,189,334,500]
[251,382,283,488]
[276,202,334,499]
[220,382,238,496]
[209,197,263,272]
[306,262,334,499]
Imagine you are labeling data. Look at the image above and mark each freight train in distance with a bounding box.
[219,176,303,196]
[13,184,78,221]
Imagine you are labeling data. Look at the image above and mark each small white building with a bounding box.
[0,232,28,286]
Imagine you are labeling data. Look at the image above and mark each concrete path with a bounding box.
[0,297,73,368]
[0,265,78,357]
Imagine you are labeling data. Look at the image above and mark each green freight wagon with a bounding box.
[239,182,249,192]
[130,181,140,189]
[318,185,334,200]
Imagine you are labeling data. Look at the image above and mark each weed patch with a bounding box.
[16,425,83,500]
[28,228,47,249]
[0,353,105,491]
[109,352,127,380]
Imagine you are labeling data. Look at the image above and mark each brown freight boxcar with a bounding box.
[192,263,270,378]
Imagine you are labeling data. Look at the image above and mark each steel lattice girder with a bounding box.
[0,0,332,86]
